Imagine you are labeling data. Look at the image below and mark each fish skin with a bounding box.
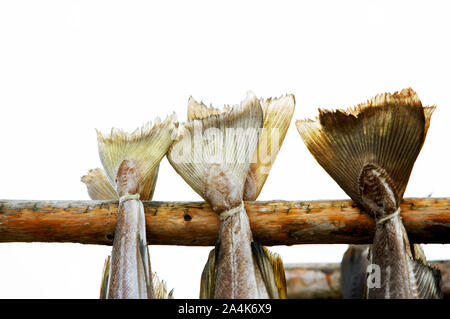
[296,88,441,299]
[173,94,279,299]
[360,164,439,298]
[341,245,369,299]
[108,199,148,299]
[368,216,418,298]
[214,207,269,299]
[107,159,150,299]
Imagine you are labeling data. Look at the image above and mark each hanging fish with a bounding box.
[188,94,295,299]
[168,92,265,298]
[83,114,176,299]
[83,167,159,299]
[296,88,442,299]
[340,245,369,299]
[99,256,173,299]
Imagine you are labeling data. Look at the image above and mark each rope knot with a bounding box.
[219,202,244,221]
[376,207,401,225]
[119,193,140,203]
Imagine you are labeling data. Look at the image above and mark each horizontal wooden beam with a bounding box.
[285,260,450,299]
[285,263,341,299]
[0,198,449,246]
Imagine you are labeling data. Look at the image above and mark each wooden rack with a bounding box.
[0,197,448,246]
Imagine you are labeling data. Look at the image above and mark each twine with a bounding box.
[119,193,140,203]
[219,202,244,221]
[376,207,401,225]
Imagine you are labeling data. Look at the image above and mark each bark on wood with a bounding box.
[0,198,449,246]
[285,261,450,299]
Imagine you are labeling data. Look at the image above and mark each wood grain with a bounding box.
[0,197,449,246]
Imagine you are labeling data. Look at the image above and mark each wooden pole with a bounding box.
[285,261,450,299]
[0,198,449,246]
[285,263,341,299]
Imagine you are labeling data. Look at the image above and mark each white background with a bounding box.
[0,0,449,298]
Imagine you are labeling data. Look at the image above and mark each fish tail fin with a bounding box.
[296,88,434,210]
[249,94,295,199]
[168,92,263,211]
[152,272,174,299]
[187,94,295,201]
[413,258,443,299]
[99,255,111,299]
[97,113,177,199]
[187,96,227,121]
[81,168,118,200]
[200,246,219,299]
[251,242,287,299]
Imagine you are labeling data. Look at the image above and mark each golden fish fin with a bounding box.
[296,88,433,207]
[251,242,287,299]
[97,113,177,200]
[168,92,263,201]
[99,255,111,299]
[187,96,226,121]
[423,106,436,146]
[265,247,288,299]
[411,243,427,264]
[200,246,218,299]
[250,94,295,199]
[147,164,159,200]
[152,272,173,299]
[81,168,118,200]
[413,258,443,299]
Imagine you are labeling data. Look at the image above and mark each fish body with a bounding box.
[169,92,266,299]
[213,206,269,298]
[297,88,442,299]
[108,198,149,299]
[185,93,293,299]
[341,245,369,299]
[90,115,177,299]
[107,159,151,299]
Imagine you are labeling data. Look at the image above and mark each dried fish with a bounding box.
[297,88,442,299]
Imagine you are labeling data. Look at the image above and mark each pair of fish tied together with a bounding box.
[297,88,442,299]
[167,91,295,299]
[82,115,177,299]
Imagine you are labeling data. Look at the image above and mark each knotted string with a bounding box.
[376,207,401,225]
[219,202,244,221]
[119,193,140,203]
